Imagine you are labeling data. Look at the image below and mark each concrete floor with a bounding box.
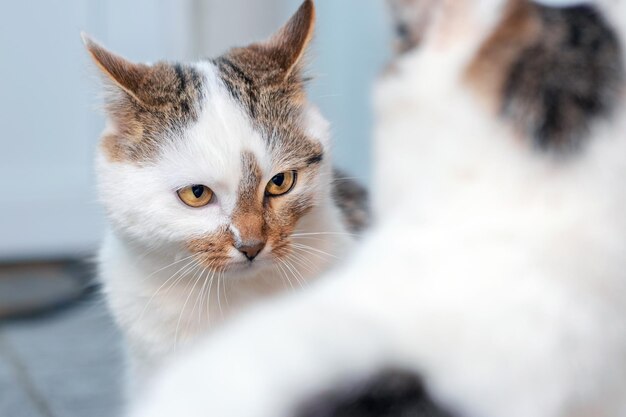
[0,295,123,417]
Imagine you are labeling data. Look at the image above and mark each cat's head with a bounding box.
[87,0,331,272]
[374,0,624,213]
[384,0,623,150]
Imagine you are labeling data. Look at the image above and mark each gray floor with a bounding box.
[0,296,124,417]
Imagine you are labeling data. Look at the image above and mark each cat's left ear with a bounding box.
[259,0,316,78]
[81,32,154,106]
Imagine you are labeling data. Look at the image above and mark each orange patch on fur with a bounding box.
[463,0,542,111]
[187,230,235,271]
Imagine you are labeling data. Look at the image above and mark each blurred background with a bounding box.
[0,1,390,416]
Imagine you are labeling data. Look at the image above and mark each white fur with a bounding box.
[129,2,626,417]
[97,61,352,383]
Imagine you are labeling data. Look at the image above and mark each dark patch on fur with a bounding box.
[332,169,369,234]
[212,49,316,156]
[105,62,205,162]
[307,153,324,165]
[295,370,456,417]
[214,56,259,118]
[212,0,323,171]
[502,3,624,151]
[85,36,206,162]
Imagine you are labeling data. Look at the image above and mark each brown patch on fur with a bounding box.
[100,132,126,162]
[266,191,316,260]
[84,35,204,163]
[332,169,370,234]
[213,0,322,169]
[464,0,541,111]
[464,1,624,150]
[187,229,236,272]
[231,152,266,246]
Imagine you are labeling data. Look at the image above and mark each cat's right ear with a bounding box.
[81,33,151,105]
[257,0,316,79]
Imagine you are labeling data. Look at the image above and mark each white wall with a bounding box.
[1,1,104,260]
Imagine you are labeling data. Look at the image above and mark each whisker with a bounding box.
[291,243,339,260]
[273,264,289,290]
[141,253,197,282]
[291,231,357,238]
[162,258,201,296]
[222,267,231,308]
[276,260,296,292]
[174,263,205,348]
[193,263,213,324]
[291,246,328,262]
[216,270,223,317]
[138,257,197,322]
[291,235,334,243]
[282,257,307,288]
[278,258,304,290]
[286,252,316,274]
[290,250,319,270]
[184,266,207,334]
[205,265,219,325]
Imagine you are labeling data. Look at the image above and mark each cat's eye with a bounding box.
[265,171,297,197]
[177,185,214,207]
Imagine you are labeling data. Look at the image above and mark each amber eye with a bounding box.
[265,171,297,197]
[177,185,213,207]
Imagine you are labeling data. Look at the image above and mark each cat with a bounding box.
[129,1,626,417]
[84,0,368,383]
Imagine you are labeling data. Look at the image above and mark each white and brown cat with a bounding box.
[84,0,367,382]
[130,1,626,417]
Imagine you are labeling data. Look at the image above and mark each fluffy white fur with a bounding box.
[129,1,626,416]
[97,61,351,382]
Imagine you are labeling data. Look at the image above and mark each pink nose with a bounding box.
[236,241,265,261]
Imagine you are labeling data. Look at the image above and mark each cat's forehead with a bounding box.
[103,56,324,172]
[188,57,323,168]
[211,48,323,164]
[158,61,324,178]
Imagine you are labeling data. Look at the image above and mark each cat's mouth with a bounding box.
[227,255,273,273]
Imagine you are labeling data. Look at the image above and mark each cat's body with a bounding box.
[130,1,626,417]
[87,0,367,382]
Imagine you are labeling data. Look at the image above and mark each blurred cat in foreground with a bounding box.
[130,0,626,416]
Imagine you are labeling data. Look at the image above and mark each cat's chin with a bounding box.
[225,258,274,276]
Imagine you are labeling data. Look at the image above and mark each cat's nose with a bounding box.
[236,241,265,261]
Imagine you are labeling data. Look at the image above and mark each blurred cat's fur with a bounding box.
[130,1,626,416]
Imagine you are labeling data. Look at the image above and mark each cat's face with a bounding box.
[89,1,330,272]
